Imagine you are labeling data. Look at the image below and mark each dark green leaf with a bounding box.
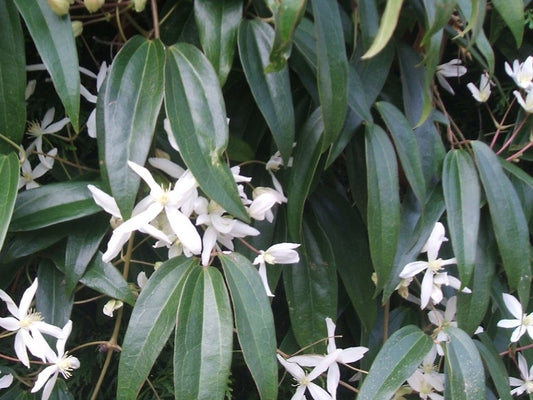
[174,266,233,400]
[117,257,195,400]
[491,0,524,47]
[0,153,19,250]
[37,259,73,328]
[361,0,404,59]
[475,335,513,400]
[14,0,80,131]
[220,252,278,400]
[165,43,248,221]
[347,65,373,122]
[99,37,165,219]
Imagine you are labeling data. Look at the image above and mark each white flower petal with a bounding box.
[165,207,202,255]
[87,185,122,218]
[18,279,38,319]
[399,261,429,279]
[257,263,274,297]
[0,374,13,389]
[502,293,523,320]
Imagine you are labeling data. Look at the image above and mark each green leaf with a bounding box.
[361,0,404,59]
[491,0,524,47]
[9,181,102,231]
[475,335,513,400]
[117,257,195,400]
[14,0,80,131]
[36,259,73,328]
[287,108,323,241]
[471,140,531,305]
[444,326,485,399]
[165,43,248,221]
[311,0,348,148]
[99,37,165,219]
[442,150,481,287]
[283,218,337,352]
[375,101,426,203]
[174,266,233,400]
[358,325,433,399]
[0,153,19,251]
[220,252,278,400]
[194,0,242,86]
[347,65,373,122]
[365,124,400,293]
[0,1,26,153]
[310,189,377,331]
[238,19,295,163]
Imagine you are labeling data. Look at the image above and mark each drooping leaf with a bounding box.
[220,252,278,400]
[442,150,481,287]
[36,260,73,328]
[194,0,242,86]
[457,0,486,44]
[165,43,248,221]
[99,37,165,219]
[117,257,195,400]
[365,124,400,293]
[358,325,433,399]
[491,0,524,47]
[361,0,404,59]
[238,19,295,163]
[14,0,80,131]
[9,181,102,231]
[0,1,26,154]
[0,153,19,251]
[174,266,233,400]
[471,140,531,305]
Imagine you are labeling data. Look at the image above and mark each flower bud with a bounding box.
[84,0,104,13]
[47,0,70,16]
[71,20,83,37]
[134,0,147,12]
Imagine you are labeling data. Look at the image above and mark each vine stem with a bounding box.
[150,0,160,39]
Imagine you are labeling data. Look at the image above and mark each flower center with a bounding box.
[526,380,533,393]
[524,313,533,327]
[157,186,172,206]
[298,375,310,387]
[57,355,80,379]
[27,121,45,137]
[263,252,276,265]
[19,311,43,329]
[428,259,443,273]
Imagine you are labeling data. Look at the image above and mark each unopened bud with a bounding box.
[71,20,83,37]
[47,0,70,16]
[134,0,147,12]
[84,0,104,13]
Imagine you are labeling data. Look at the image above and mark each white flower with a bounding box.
[103,299,123,317]
[253,243,300,297]
[248,187,287,222]
[25,80,36,100]
[467,73,492,103]
[31,321,80,400]
[80,62,108,138]
[497,293,533,343]
[18,147,57,190]
[513,89,533,113]
[509,353,533,396]
[436,59,467,95]
[163,118,180,152]
[26,108,70,168]
[137,272,148,290]
[406,346,444,399]
[0,279,63,368]
[505,57,533,90]
[148,157,185,179]
[0,373,13,390]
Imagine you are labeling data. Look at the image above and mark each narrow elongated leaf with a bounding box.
[238,19,295,163]
[376,101,426,203]
[36,260,73,328]
[174,266,233,400]
[0,153,18,251]
[165,43,248,221]
[14,0,79,131]
[194,0,242,86]
[365,124,400,293]
[0,1,25,153]
[362,0,404,59]
[220,252,278,400]
[442,150,480,287]
[99,37,165,219]
[358,325,433,399]
[283,218,337,352]
[117,257,195,400]
[471,140,531,305]
[444,326,485,399]
[9,181,102,231]
[491,0,524,47]
[475,336,513,400]
[287,108,323,241]
[311,0,348,148]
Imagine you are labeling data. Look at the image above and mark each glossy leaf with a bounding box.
[99,37,165,219]
[365,124,400,293]
[444,326,485,399]
[471,140,531,305]
[174,266,233,400]
[220,252,278,400]
[0,1,25,153]
[36,259,73,328]
[14,0,80,131]
[194,0,242,86]
[117,257,195,400]
[238,19,295,163]
[475,336,513,400]
[165,43,248,221]
[442,150,480,287]
[458,0,486,44]
[358,325,433,399]
[311,0,348,148]
[361,0,404,59]
[283,218,337,352]
[0,153,19,251]
[491,0,524,47]
[287,108,323,241]
[9,181,102,232]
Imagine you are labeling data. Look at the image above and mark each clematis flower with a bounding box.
[406,346,444,399]
[80,62,108,138]
[253,243,300,297]
[509,353,533,396]
[497,293,533,343]
[248,187,287,222]
[0,373,13,390]
[18,147,57,190]
[0,279,63,368]
[505,57,533,90]
[467,73,492,103]
[31,321,80,400]
[103,299,123,317]
[513,89,533,113]
[436,59,467,95]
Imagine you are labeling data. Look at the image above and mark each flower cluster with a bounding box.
[506,56,533,113]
